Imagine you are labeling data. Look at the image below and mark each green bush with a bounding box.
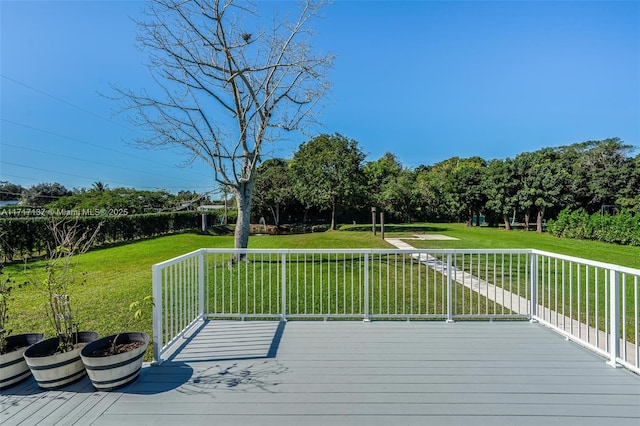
[0,211,228,260]
[548,208,640,247]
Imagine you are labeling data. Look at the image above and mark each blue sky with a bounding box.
[1,0,639,194]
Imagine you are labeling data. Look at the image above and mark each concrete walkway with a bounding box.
[384,237,638,369]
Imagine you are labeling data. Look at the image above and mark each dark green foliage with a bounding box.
[548,208,640,246]
[20,183,71,207]
[0,211,227,261]
[290,134,367,230]
[252,158,295,226]
[0,181,24,202]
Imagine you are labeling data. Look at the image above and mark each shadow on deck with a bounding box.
[2,321,639,426]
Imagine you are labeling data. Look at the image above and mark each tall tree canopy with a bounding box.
[118,0,332,248]
[290,134,366,230]
[252,158,294,225]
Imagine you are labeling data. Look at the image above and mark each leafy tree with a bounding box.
[253,158,294,225]
[563,138,634,213]
[414,165,447,221]
[364,153,405,220]
[446,157,486,226]
[20,183,71,207]
[0,181,24,201]
[483,158,518,229]
[47,187,179,214]
[514,148,572,232]
[618,153,640,214]
[116,0,332,248]
[290,134,366,230]
[379,168,421,222]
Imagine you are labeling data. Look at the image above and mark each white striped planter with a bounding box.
[81,332,149,391]
[0,333,44,389]
[23,332,99,389]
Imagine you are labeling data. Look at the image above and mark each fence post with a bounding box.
[198,250,205,318]
[608,269,620,367]
[152,263,163,365]
[363,252,370,322]
[446,253,454,323]
[530,251,538,322]
[281,253,287,321]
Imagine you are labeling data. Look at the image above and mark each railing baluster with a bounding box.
[151,248,639,373]
[281,253,287,320]
[608,269,620,367]
[363,252,369,322]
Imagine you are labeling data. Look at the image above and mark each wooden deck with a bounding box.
[2,321,639,426]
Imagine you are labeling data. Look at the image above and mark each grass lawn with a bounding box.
[366,223,640,269]
[4,230,391,343]
[4,224,638,355]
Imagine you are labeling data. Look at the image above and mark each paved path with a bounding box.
[384,238,638,368]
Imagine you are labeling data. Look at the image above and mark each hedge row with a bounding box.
[547,208,640,246]
[0,211,228,260]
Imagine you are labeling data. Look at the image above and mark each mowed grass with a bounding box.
[5,224,639,349]
[5,230,391,340]
[371,223,640,269]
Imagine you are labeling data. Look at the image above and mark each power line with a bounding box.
[1,118,212,178]
[0,161,213,190]
[4,143,199,183]
[1,73,132,132]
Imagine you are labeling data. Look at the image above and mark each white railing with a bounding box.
[531,250,639,372]
[152,248,640,374]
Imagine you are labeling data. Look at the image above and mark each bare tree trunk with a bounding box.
[233,182,253,249]
[328,195,336,230]
[330,206,336,231]
[524,210,530,231]
[503,214,512,231]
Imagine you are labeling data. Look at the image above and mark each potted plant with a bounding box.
[81,296,154,391]
[0,263,44,389]
[23,218,101,389]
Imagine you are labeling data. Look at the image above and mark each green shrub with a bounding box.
[0,211,229,261]
[548,207,640,247]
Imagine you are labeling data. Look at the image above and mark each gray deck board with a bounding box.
[1,321,638,426]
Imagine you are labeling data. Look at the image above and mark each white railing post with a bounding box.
[608,269,620,367]
[198,250,205,318]
[446,253,454,323]
[281,253,287,321]
[363,253,370,322]
[152,264,163,365]
[530,251,538,322]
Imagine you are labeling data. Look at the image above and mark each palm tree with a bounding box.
[91,181,108,192]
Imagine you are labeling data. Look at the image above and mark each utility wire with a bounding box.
[1,73,132,132]
[4,143,198,183]
[1,118,212,178]
[0,161,212,190]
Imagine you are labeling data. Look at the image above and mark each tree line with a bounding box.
[253,134,639,232]
[0,181,211,214]
[3,135,638,237]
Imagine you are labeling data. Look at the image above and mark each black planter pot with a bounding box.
[0,333,45,389]
[81,332,149,391]
[23,331,99,389]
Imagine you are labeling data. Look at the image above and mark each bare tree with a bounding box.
[117,0,332,248]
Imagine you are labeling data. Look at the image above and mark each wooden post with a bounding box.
[371,207,377,235]
[380,211,385,240]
